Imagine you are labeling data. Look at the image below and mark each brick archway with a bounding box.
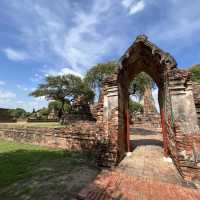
[97,35,200,182]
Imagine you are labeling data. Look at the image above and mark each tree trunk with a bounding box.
[58,100,65,125]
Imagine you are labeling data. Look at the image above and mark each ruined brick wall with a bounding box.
[95,35,200,185]
[97,74,121,167]
[164,69,200,182]
[131,113,161,129]
[168,69,199,133]
[0,122,99,152]
[89,103,99,120]
[168,122,200,181]
[193,83,200,127]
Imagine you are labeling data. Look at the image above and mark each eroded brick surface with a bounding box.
[78,170,200,200]
[97,35,200,184]
[0,121,99,151]
[78,127,200,200]
[119,127,184,186]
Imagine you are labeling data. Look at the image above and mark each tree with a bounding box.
[9,108,27,119]
[130,72,156,100]
[48,100,70,114]
[30,74,94,123]
[129,99,143,114]
[84,61,117,100]
[85,62,156,102]
[38,107,49,117]
[189,64,200,83]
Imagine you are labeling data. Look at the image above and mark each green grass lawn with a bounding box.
[0,139,99,200]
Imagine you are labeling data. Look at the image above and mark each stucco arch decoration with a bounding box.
[96,35,200,182]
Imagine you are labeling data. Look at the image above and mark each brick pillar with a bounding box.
[160,109,169,157]
[100,84,119,166]
[125,110,131,152]
[169,74,199,134]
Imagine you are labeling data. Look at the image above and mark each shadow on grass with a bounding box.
[0,148,99,200]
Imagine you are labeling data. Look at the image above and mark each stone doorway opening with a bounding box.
[127,72,163,152]
[116,36,170,160]
[121,73,184,184]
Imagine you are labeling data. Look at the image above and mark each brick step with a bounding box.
[77,170,200,200]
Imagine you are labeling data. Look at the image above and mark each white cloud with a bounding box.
[0,89,16,99]
[1,0,200,112]
[60,1,115,72]
[0,92,48,112]
[121,0,145,15]
[11,98,48,112]
[30,73,44,83]
[60,68,83,77]
[0,88,16,108]
[16,84,29,92]
[6,0,119,75]
[129,1,145,15]
[0,88,45,112]
[45,67,83,78]
[147,1,200,43]
[122,0,133,7]
[0,81,5,85]
[3,48,29,61]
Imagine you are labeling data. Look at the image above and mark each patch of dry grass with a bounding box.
[0,139,99,200]
[0,122,65,128]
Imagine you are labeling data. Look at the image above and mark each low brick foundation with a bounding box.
[0,122,99,152]
[175,136,200,180]
[168,123,200,183]
[193,83,200,128]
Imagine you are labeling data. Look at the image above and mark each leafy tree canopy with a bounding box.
[85,62,156,101]
[189,64,200,84]
[37,107,49,116]
[129,99,143,114]
[30,74,94,103]
[48,100,70,113]
[84,61,117,92]
[30,74,94,121]
[130,72,156,100]
[9,108,27,119]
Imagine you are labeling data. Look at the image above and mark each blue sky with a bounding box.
[0,0,200,111]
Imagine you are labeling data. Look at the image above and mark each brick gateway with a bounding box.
[96,35,200,182]
[1,35,200,185]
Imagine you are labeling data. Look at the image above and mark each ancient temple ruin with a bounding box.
[96,35,200,182]
[132,83,161,129]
